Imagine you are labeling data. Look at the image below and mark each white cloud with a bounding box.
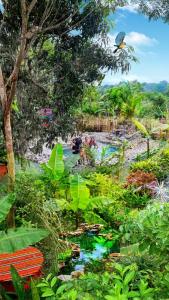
[118,4,139,14]
[126,32,158,47]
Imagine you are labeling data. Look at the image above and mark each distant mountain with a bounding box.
[142,81,169,93]
[100,81,169,93]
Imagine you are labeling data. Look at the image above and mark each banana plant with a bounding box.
[0,194,49,253]
[132,118,150,158]
[45,144,65,180]
[69,174,90,228]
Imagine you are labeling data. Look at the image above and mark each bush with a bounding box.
[126,170,158,197]
[95,165,113,175]
[124,188,151,208]
[131,147,169,181]
[131,159,161,179]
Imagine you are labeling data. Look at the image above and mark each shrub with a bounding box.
[121,203,169,266]
[131,159,161,179]
[124,188,151,208]
[126,170,158,196]
[131,147,169,181]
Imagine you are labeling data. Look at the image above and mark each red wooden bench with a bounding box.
[0,247,44,291]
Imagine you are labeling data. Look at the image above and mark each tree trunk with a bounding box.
[0,67,15,227]
[4,111,15,188]
[4,111,16,228]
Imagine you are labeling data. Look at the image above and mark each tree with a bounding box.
[0,0,136,194]
[135,0,169,21]
[139,92,169,119]
[103,81,143,119]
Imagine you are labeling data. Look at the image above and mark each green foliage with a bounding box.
[36,263,154,299]
[0,194,15,223]
[131,147,169,180]
[131,158,162,180]
[31,278,41,300]
[69,174,90,212]
[132,119,149,137]
[124,188,151,209]
[139,92,169,119]
[1,0,136,156]
[120,203,169,266]
[10,266,25,300]
[46,144,64,180]
[0,227,49,253]
[0,191,49,254]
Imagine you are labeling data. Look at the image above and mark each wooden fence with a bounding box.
[76,116,118,132]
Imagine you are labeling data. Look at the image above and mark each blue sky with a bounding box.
[103,4,169,84]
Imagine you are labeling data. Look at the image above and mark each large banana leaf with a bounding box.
[0,194,15,223]
[70,174,90,212]
[0,227,49,253]
[47,144,64,180]
[132,118,149,137]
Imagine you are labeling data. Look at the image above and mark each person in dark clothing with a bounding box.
[72,137,82,154]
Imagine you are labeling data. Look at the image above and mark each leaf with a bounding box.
[46,273,53,281]
[41,288,55,297]
[132,118,149,137]
[0,194,16,223]
[56,284,68,294]
[0,227,49,253]
[31,278,40,300]
[10,265,25,300]
[70,174,90,212]
[120,244,140,256]
[84,211,107,226]
[50,277,57,288]
[47,144,64,180]
[124,270,135,286]
[127,291,140,297]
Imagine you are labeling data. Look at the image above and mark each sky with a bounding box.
[1,1,169,85]
[102,4,169,85]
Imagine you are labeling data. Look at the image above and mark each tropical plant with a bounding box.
[126,170,158,196]
[36,263,154,300]
[131,147,169,181]
[132,119,150,158]
[0,194,49,253]
[120,202,169,267]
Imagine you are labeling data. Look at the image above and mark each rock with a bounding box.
[109,253,124,258]
[57,275,72,281]
[71,270,84,279]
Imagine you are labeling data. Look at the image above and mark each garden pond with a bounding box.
[59,231,119,275]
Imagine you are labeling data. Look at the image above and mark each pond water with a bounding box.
[61,233,119,274]
[63,142,117,161]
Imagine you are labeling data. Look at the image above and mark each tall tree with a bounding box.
[0,0,136,192]
[135,0,169,21]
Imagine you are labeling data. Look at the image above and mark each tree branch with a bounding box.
[0,66,6,111]
[27,0,38,17]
